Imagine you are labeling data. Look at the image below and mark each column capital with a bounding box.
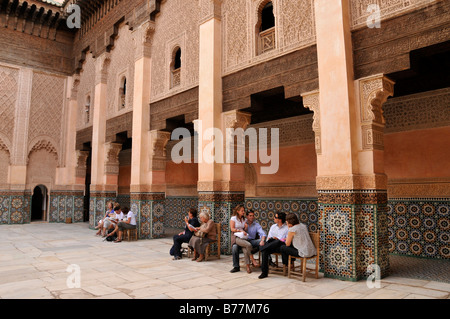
[359,74,395,151]
[133,21,156,60]
[70,74,80,100]
[199,0,223,24]
[94,52,111,85]
[75,150,90,178]
[104,142,122,176]
[149,130,171,171]
[222,110,252,131]
[302,90,322,155]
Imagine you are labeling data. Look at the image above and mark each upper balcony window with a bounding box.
[257,1,276,55]
[171,47,182,88]
[85,95,91,124]
[119,76,127,110]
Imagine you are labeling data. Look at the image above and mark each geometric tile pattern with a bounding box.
[319,202,390,282]
[164,197,198,229]
[49,192,84,223]
[130,193,165,240]
[245,198,319,234]
[198,192,245,255]
[387,199,450,260]
[0,192,31,224]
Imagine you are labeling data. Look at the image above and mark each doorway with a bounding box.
[31,185,48,222]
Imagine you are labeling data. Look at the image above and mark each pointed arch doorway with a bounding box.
[31,185,48,222]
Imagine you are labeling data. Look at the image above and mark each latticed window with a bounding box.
[171,47,181,88]
[119,77,126,110]
[85,96,91,124]
[257,1,276,55]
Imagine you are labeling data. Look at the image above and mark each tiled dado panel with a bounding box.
[116,194,131,211]
[164,197,198,229]
[130,193,165,240]
[387,198,450,260]
[198,192,245,255]
[319,203,389,281]
[245,198,320,234]
[0,191,31,224]
[49,192,84,223]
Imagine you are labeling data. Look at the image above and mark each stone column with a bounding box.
[88,52,116,228]
[197,0,246,255]
[314,0,393,281]
[129,22,169,239]
[51,75,85,223]
[131,130,170,239]
[7,68,33,223]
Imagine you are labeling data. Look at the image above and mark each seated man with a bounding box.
[170,208,200,260]
[107,207,136,243]
[258,211,288,279]
[102,205,124,237]
[230,210,266,273]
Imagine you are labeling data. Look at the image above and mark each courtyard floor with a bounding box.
[0,222,449,300]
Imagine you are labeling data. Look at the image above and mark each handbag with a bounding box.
[234,231,248,240]
[194,231,206,238]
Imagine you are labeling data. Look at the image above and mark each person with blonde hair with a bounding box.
[188,211,217,262]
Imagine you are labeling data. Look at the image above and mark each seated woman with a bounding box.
[280,213,316,273]
[95,202,115,236]
[188,211,217,262]
[229,205,258,274]
[106,207,136,243]
[102,204,124,237]
[170,208,200,260]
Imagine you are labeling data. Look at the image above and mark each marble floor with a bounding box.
[0,222,449,299]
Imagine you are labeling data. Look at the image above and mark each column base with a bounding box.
[130,192,165,239]
[49,191,85,223]
[319,190,390,281]
[198,191,245,255]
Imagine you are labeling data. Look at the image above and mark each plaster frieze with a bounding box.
[359,74,395,151]
[301,90,321,155]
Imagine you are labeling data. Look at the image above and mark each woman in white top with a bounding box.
[106,207,136,243]
[280,213,316,272]
[230,205,258,273]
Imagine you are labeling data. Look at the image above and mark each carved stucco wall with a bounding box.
[222,0,316,75]
[28,71,66,166]
[350,0,438,30]
[0,65,16,185]
[106,24,135,119]
[0,65,18,150]
[76,52,96,131]
[150,0,200,103]
[26,149,57,190]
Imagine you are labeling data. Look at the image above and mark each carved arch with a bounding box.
[27,137,59,164]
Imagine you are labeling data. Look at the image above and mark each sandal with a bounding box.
[114,239,122,243]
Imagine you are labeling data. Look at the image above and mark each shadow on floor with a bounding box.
[389,254,450,283]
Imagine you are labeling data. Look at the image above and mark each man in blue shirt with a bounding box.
[230,210,267,273]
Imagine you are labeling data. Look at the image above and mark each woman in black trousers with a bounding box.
[170,208,200,260]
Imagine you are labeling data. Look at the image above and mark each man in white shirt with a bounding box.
[106,207,136,243]
[102,205,124,237]
[258,212,288,279]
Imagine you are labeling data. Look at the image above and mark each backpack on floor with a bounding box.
[106,229,117,241]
